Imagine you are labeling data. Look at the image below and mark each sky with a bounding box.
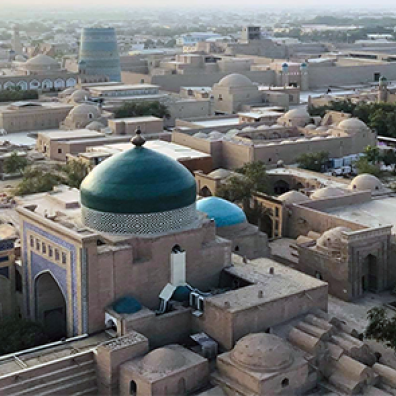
[1,0,396,8]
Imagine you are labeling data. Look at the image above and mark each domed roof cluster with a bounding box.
[197,197,247,228]
[317,227,351,252]
[311,187,347,200]
[278,190,308,205]
[349,174,384,193]
[80,132,198,235]
[231,333,294,372]
[141,346,186,373]
[218,73,254,88]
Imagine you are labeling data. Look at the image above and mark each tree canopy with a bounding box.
[14,161,90,196]
[365,307,396,352]
[309,100,396,139]
[296,151,330,172]
[3,152,29,174]
[0,88,38,103]
[0,317,49,356]
[114,101,170,120]
[216,161,271,203]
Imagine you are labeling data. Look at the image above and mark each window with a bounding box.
[30,236,34,247]
[275,207,279,217]
[62,252,67,264]
[58,148,62,154]
[49,246,53,257]
[281,378,289,388]
[0,256,9,263]
[55,249,60,261]
[42,243,46,254]
[36,239,40,251]
[15,270,22,293]
[218,94,223,101]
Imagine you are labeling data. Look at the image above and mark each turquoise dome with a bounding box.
[172,285,191,302]
[80,143,197,214]
[197,197,247,228]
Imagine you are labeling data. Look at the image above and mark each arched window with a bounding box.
[130,380,137,395]
[281,378,289,388]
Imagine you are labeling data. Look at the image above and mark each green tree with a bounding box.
[354,157,381,177]
[14,167,65,196]
[365,307,396,352]
[114,101,170,119]
[236,161,271,195]
[364,146,381,164]
[296,151,330,172]
[60,161,89,189]
[0,317,49,356]
[3,152,29,174]
[0,89,39,103]
[217,175,253,204]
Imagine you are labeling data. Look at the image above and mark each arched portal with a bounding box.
[35,272,67,340]
[362,254,378,292]
[199,186,212,197]
[273,180,290,195]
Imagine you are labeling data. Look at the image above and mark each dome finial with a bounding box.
[131,128,145,147]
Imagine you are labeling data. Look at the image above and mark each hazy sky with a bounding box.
[1,0,396,8]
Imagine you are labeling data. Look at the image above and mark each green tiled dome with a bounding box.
[80,139,197,215]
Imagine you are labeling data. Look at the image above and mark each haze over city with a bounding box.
[1,1,396,396]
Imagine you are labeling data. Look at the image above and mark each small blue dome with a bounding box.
[172,285,191,302]
[197,197,247,228]
[282,62,289,68]
[112,296,142,314]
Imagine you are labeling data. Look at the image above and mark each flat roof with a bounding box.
[193,118,240,128]
[267,167,349,188]
[39,129,105,141]
[238,111,282,118]
[207,256,326,313]
[111,116,162,123]
[323,197,396,230]
[88,84,158,92]
[90,140,210,160]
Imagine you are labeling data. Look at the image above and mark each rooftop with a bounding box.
[324,196,396,230]
[38,129,105,141]
[90,140,210,161]
[207,256,326,313]
[88,84,159,92]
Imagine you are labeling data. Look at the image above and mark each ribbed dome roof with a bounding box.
[86,121,104,131]
[349,174,383,192]
[284,108,310,120]
[70,89,89,103]
[311,187,347,200]
[26,54,58,66]
[208,168,232,179]
[197,197,246,227]
[231,333,294,372]
[317,227,351,251]
[278,190,308,205]
[142,346,186,373]
[218,73,253,88]
[80,141,197,215]
[69,104,101,117]
[338,118,367,131]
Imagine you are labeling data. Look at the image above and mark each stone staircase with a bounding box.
[0,351,97,396]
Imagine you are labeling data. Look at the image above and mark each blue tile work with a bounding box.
[23,221,80,335]
[0,266,9,279]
